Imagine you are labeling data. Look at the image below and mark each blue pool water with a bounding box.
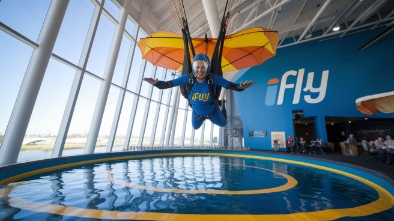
[0,152,393,220]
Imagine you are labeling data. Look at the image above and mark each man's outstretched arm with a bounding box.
[143,78,175,89]
[226,80,255,91]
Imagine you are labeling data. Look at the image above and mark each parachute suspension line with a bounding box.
[166,0,195,100]
[210,0,230,77]
[164,0,183,30]
[226,0,243,27]
[180,0,195,57]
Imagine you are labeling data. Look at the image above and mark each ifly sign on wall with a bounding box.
[265,68,329,106]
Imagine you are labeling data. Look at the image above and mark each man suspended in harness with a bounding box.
[143,53,254,130]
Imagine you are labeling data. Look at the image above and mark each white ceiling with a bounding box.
[121,0,394,48]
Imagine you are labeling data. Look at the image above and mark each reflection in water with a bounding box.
[0,187,21,221]
[49,172,65,205]
[106,164,117,211]
[83,166,105,209]
[45,172,65,220]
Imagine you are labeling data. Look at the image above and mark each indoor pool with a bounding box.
[0,151,393,220]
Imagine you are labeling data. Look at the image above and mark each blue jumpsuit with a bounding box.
[170,74,243,129]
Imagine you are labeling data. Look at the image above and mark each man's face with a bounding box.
[194,60,207,79]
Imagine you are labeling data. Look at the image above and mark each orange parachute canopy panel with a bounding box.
[137,27,279,72]
[355,91,394,115]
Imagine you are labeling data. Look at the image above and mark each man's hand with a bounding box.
[240,80,254,89]
[143,78,158,85]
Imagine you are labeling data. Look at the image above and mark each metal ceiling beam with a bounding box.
[372,9,394,29]
[292,0,308,24]
[340,0,388,37]
[297,0,333,42]
[280,15,394,48]
[323,0,363,35]
[268,0,281,29]
[242,5,258,26]
[236,0,263,13]
[233,0,291,33]
[359,0,388,24]
[227,0,263,32]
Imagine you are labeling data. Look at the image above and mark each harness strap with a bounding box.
[207,74,216,105]
[187,74,195,107]
[194,103,219,120]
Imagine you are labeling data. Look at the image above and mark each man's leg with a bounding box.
[192,112,205,130]
[209,108,227,127]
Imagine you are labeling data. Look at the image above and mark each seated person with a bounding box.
[309,139,317,154]
[286,136,293,153]
[346,134,357,143]
[291,137,299,154]
[374,137,387,149]
[384,135,394,149]
[369,140,375,151]
[373,136,387,162]
[299,137,306,153]
[384,135,394,164]
[310,138,325,154]
[360,139,369,152]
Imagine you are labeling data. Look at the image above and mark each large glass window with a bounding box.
[143,102,158,146]
[136,29,146,43]
[179,95,188,111]
[151,67,165,102]
[126,45,143,92]
[212,124,220,147]
[194,123,203,146]
[86,14,115,78]
[0,0,51,42]
[139,62,154,98]
[21,59,75,161]
[104,0,120,21]
[184,110,193,146]
[112,35,132,86]
[113,92,135,148]
[53,0,94,65]
[203,122,213,147]
[125,18,135,36]
[129,97,147,146]
[174,108,186,146]
[63,74,101,156]
[95,86,119,150]
[0,32,34,138]
[154,103,168,146]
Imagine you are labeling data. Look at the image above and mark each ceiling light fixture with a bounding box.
[333,25,340,32]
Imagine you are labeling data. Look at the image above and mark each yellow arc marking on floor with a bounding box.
[106,163,297,194]
[1,152,393,220]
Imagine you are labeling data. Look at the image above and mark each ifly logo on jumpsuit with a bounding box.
[265,68,329,106]
[192,92,210,102]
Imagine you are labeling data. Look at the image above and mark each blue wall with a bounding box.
[234,27,394,150]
